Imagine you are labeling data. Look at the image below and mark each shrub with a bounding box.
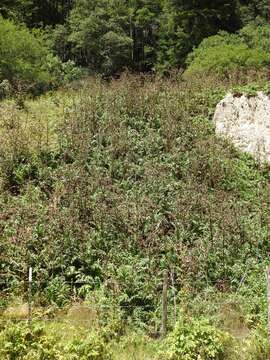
[0,17,83,95]
[66,332,111,360]
[185,25,270,77]
[1,75,270,333]
[44,277,71,307]
[83,287,125,339]
[160,317,231,360]
[239,23,270,52]
[0,79,11,99]
[242,327,270,360]
[186,43,270,77]
[43,55,85,88]
[0,17,52,92]
[0,322,61,360]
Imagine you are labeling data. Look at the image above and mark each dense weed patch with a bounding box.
[1,74,269,304]
[0,74,270,358]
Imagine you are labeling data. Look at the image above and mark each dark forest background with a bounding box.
[1,0,270,88]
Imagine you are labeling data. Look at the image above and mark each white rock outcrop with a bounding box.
[214,92,270,163]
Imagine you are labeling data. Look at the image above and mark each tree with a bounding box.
[239,0,270,24]
[0,17,51,90]
[68,0,132,75]
[157,0,240,73]
[0,0,74,27]
[0,0,33,22]
[129,0,162,71]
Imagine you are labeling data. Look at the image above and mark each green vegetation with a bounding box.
[0,17,82,97]
[1,73,270,358]
[159,318,232,360]
[2,0,270,84]
[1,0,270,358]
[0,17,51,94]
[185,24,270,77]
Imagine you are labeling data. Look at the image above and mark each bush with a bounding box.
[0,79,11,100]
[44,277,71,307]
[1,75,270,333]
[85,287,125,339]
[239,23,270,52]
[242,327,270,360]
[0,17,52,92]
[66,332,111,360]
[0,17,83,96]
[0,323,61,360]
[159,318,231,360]
[185,25,270,77]
[43,55,85,87]
[186,44,270,76]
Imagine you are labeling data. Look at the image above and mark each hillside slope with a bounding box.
[1,74,270,359]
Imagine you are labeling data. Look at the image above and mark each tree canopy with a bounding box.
[1,0,270,76]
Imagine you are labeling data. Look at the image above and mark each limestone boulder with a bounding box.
[214,92,270,163]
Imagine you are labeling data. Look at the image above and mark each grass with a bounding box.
[110,334,158,360]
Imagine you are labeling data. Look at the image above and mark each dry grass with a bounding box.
[0,79,95,156]
[110,333,158,360]
[64,303,97,328]
[2,302,28,320]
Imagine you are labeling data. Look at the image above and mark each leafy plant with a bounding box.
[66,332,111,360]
[185,25,270,77]
[159,317,231,360]
[44,277,70,307]
[0,17,51,92]
[242,326,270,360]
[0,322,61,360]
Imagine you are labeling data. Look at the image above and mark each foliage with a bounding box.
[1,73,269,314]
[0,322,61,359]
[66,332,111,360]
[2,0,270,356]
[156,0,239,73]
[185,25,270,77]
[84,287,125,338]
[239,22,270,51]
[67,0,132,75]
[2,0,270,76]
[242,326,270,360]
[0,0,73,27]
[44,56,85,86]
[0,17,51,92]
[0,17,82,95]
[0,80,11,100]
[238,0,270,25]
[1,73,270,355]
[0,321,113,359]
[44,277,71,307]
[159,317,231,360]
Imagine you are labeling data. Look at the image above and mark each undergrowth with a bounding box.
[0,73,270,358]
